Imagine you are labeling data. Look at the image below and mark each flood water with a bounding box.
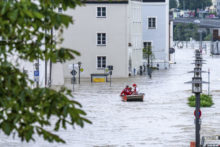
[1,43,220,147]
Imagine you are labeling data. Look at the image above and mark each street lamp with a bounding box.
[193,68,202,78]
[186,49,207,147]
[192,77,202,93]
[78,61,82,84]
[192,76,202,147]
[192,58,206,69]
[195,52,201,59]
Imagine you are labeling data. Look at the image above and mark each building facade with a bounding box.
[61,0,143,78]
[142,0,169,69]
[216,0,220,16]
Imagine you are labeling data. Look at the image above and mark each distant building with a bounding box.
[142,0,169,69]
[216,0,220,16]
[210,0,220,15]
[61,0,143,78]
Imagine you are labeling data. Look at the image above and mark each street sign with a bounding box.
[68,64,79,70]
[34,70,39,76]
[107,65,113,70]
[71,70,77,75]
[80,68,84,72]
[194,110,202,118]
[34,76,39,82]
[204,136,220,140]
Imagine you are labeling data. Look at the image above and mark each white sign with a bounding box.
[204,136,220,140]
[34,76,39,82]
[68,64,79,70]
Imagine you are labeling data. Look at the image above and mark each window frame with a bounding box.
[97,7,106,18]
[96,56,107,69]
[97,33,106,46]
[148,17,157,29]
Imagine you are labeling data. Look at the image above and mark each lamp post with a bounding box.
[34,62,39,88]
[78,61,82,84]
[70,63,76,91]
[107,65,113,87]
[72,63,75,91]
[192,76,202,147]
[186,49,208,147]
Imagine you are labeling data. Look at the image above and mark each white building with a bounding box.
[216,0,220,16]
[142,0,169,69]
[61,0,143,78]
[210,0,220,15]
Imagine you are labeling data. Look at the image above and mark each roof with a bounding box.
[83,0,129,4]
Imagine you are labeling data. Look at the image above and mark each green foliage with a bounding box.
[143,45,154,65]
[174,23,211,41]
[178,0,212,10]
[188,94,214,107]
[170,0,177,9]
[0,0,91,143]
[174,23,197,41]
[204,33,212,41]
[143,46,152,56]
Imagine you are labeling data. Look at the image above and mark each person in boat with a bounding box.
[132,83,138,95]
[121,85,132,96]
[128,87,133,95]
[120,85,129,96]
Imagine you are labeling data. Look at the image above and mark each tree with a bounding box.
[170,0,177,9]
[0,0,91,143]
[174,23,198,41]
[178,0,212,10]
[173,23,211,41]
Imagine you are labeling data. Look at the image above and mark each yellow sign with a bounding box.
[80,68,84,72]
[93,78,105,83]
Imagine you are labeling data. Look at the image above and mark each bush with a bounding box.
[187,94,214,107]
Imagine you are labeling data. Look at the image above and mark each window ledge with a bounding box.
[96,68,106,70]
[97,44,106,46]
[97,16,106,18]
[148,27,156,29]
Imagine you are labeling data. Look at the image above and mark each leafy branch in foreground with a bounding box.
[0,0,91,143]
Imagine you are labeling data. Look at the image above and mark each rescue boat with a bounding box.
[121,93,144,102]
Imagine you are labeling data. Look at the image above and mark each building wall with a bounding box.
[142,1,169,69]
[216,0,220,16]
[62,4,129,78]
[129,1,143,75]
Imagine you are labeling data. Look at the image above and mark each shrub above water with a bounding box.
[188,94,214,107]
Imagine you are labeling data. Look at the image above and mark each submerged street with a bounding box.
[1,44,220,147]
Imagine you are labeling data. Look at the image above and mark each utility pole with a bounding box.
[34,61,40,88]
[208,68,210,95]
[185,49,207,147]
[195,92,201,147]
[78,62,82,84]
[107,65,113,87]
[45,29,48,87]
[72,63,75,91]
[147,45,152,78]
[49,28,53,87]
